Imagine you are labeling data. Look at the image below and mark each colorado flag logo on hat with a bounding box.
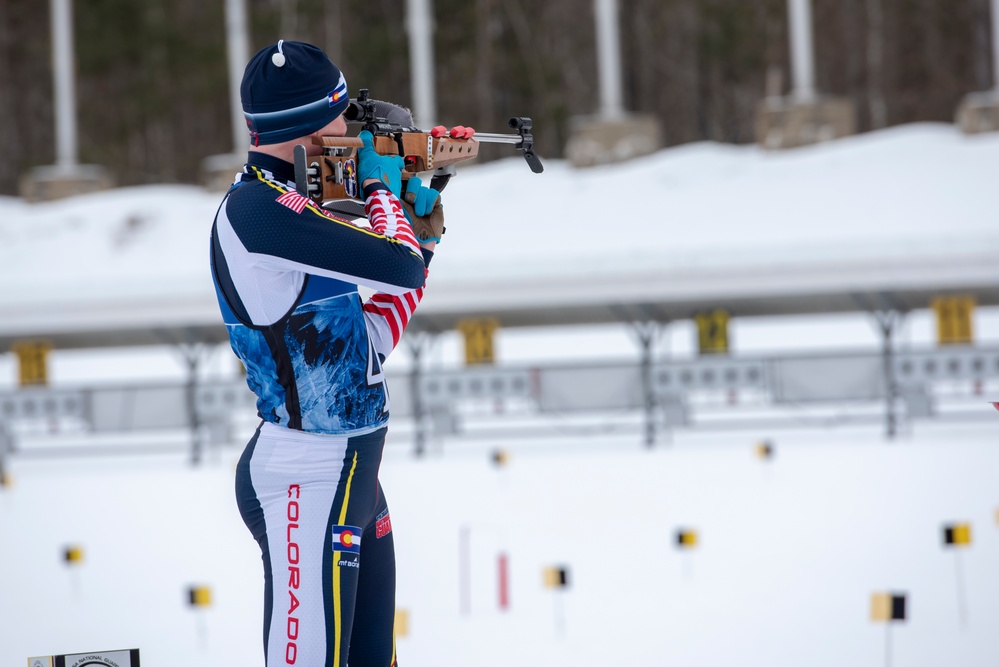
[328,74,348,108]
[332,525,362,553]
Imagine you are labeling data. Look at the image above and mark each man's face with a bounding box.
[306,113,347,155]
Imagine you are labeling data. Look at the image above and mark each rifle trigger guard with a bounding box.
[392,132,406,161]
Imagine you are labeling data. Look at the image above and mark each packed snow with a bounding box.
[2,422,998,667]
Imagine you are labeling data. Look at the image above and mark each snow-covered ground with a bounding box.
[1,123,998,666]
[1,420,998,667]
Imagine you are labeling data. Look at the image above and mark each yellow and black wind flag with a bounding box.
[676,529,698,548]
[942,523,971,547]
[870,592,906,622]
[63,545,84,565]
[543,566,569,589]
[754,441,774,460]
[187,585,212,607]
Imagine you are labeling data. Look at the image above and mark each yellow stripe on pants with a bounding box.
[333,451,359,667]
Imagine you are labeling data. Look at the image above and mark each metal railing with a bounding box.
[0,345,996,468]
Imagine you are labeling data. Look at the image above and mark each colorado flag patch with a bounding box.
[332,525,362,553]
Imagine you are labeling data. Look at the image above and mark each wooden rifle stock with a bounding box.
[297,132,480,203]
[292,91,540,203]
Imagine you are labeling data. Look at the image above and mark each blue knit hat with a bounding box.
[240,40,349,146]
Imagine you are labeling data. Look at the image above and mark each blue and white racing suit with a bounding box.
[210,151,430,667]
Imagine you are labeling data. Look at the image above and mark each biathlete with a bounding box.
[209,40,444,667]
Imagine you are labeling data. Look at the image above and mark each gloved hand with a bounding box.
[400,190,445,244]
[357,129,404,198]
[402,176,441,217]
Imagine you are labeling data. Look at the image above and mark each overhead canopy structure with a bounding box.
[0,123,997,351]
[414,246,999,330]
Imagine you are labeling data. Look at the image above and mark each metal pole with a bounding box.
[955,550,968,630]
[865,0,887,128]
[225,0,250,153]
[641,327,655,447]
[498,552,509,611]
[51,0,78,168]
[0,423,12,487]
[406,0,437,129]
[885,621,891,667]
[406,333,429,457]
[992,0,999,90]
[877,311,898,440]
[787,0,817,103]
[633,322,661,448]
[594,0,624,119]
[458,523,471,615]
[181,345,205,465]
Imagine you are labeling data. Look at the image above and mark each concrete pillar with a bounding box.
[992,0,999,90]
[755,0,857,149]
[594,0,624,120]
[19,0,113,201]
[406,0,436,129]
[51,0,78,168]
[225,0,250,153]
[953,0,999,134]
[788,0,817,103]
[564,0,661,167]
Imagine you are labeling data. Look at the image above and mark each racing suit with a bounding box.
[210,151,428,667]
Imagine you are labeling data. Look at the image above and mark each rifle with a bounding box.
[293,89,543,204]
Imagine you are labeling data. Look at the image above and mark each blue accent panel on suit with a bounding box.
[223,293,389,434]
[300,275,356,306]
[282,293,388,433]
[229,325,291,426]
[213,275,241,325]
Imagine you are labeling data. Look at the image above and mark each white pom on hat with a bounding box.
[271,39,286,67]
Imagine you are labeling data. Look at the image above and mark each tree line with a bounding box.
[0,0,993,195]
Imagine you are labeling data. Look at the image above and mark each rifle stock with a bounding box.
[303,133,480,202]
[293,90,541,203]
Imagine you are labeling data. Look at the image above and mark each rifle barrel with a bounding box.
[471,132,523,145]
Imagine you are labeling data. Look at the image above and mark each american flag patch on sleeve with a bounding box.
[276,190,310,214]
